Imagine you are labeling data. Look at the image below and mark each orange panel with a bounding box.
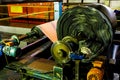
[7,3,28,18]
[7,2,54,20]
[27,2,54,20]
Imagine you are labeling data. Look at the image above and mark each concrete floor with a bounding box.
[0,25,31,34]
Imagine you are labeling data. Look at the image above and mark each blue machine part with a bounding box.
[70,53,84,60]
[54,2,62,20]
[114,10,120,14]
[0,45,3,56]
[2,46,21,57]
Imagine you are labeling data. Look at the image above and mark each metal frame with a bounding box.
[54,2,62,20]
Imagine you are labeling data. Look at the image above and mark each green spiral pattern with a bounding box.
[57,6,113,62]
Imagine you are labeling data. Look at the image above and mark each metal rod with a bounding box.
[18,34,28,41]
[97,0,100,3]
[16,36,49,59]
[81,0,84,3]
[108,0,111,7]
[19,40,52,60]
[0,5,53,8]
[29,41,52,58]
[112,45,119,60]
[0,10,54,21]
[75,60,80,80]
[20,36,49,55]
[0,13,8,15]
[21,36,47,50]
[117,20,120,22]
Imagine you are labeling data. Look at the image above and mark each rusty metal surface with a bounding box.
[19,57,55,73]
[0,68,21,80]
[27,58,55,72]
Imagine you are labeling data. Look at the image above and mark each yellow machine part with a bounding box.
[5,42,14,46]
[87,61,104,80]
[51,41,72,64]
[92,61,103,68]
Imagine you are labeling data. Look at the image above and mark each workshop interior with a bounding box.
[0,0,120,80]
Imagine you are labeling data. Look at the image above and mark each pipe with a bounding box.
[21,36,49,54]
[20,41,52,60]
[0,11,54,21]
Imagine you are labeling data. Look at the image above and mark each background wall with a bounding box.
[63,0,120,10]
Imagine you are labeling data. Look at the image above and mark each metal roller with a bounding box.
[52,4,116,63]
[51,36,79,64]
[51,41,72,64]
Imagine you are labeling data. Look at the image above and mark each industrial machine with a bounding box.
[0,3,120,80]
